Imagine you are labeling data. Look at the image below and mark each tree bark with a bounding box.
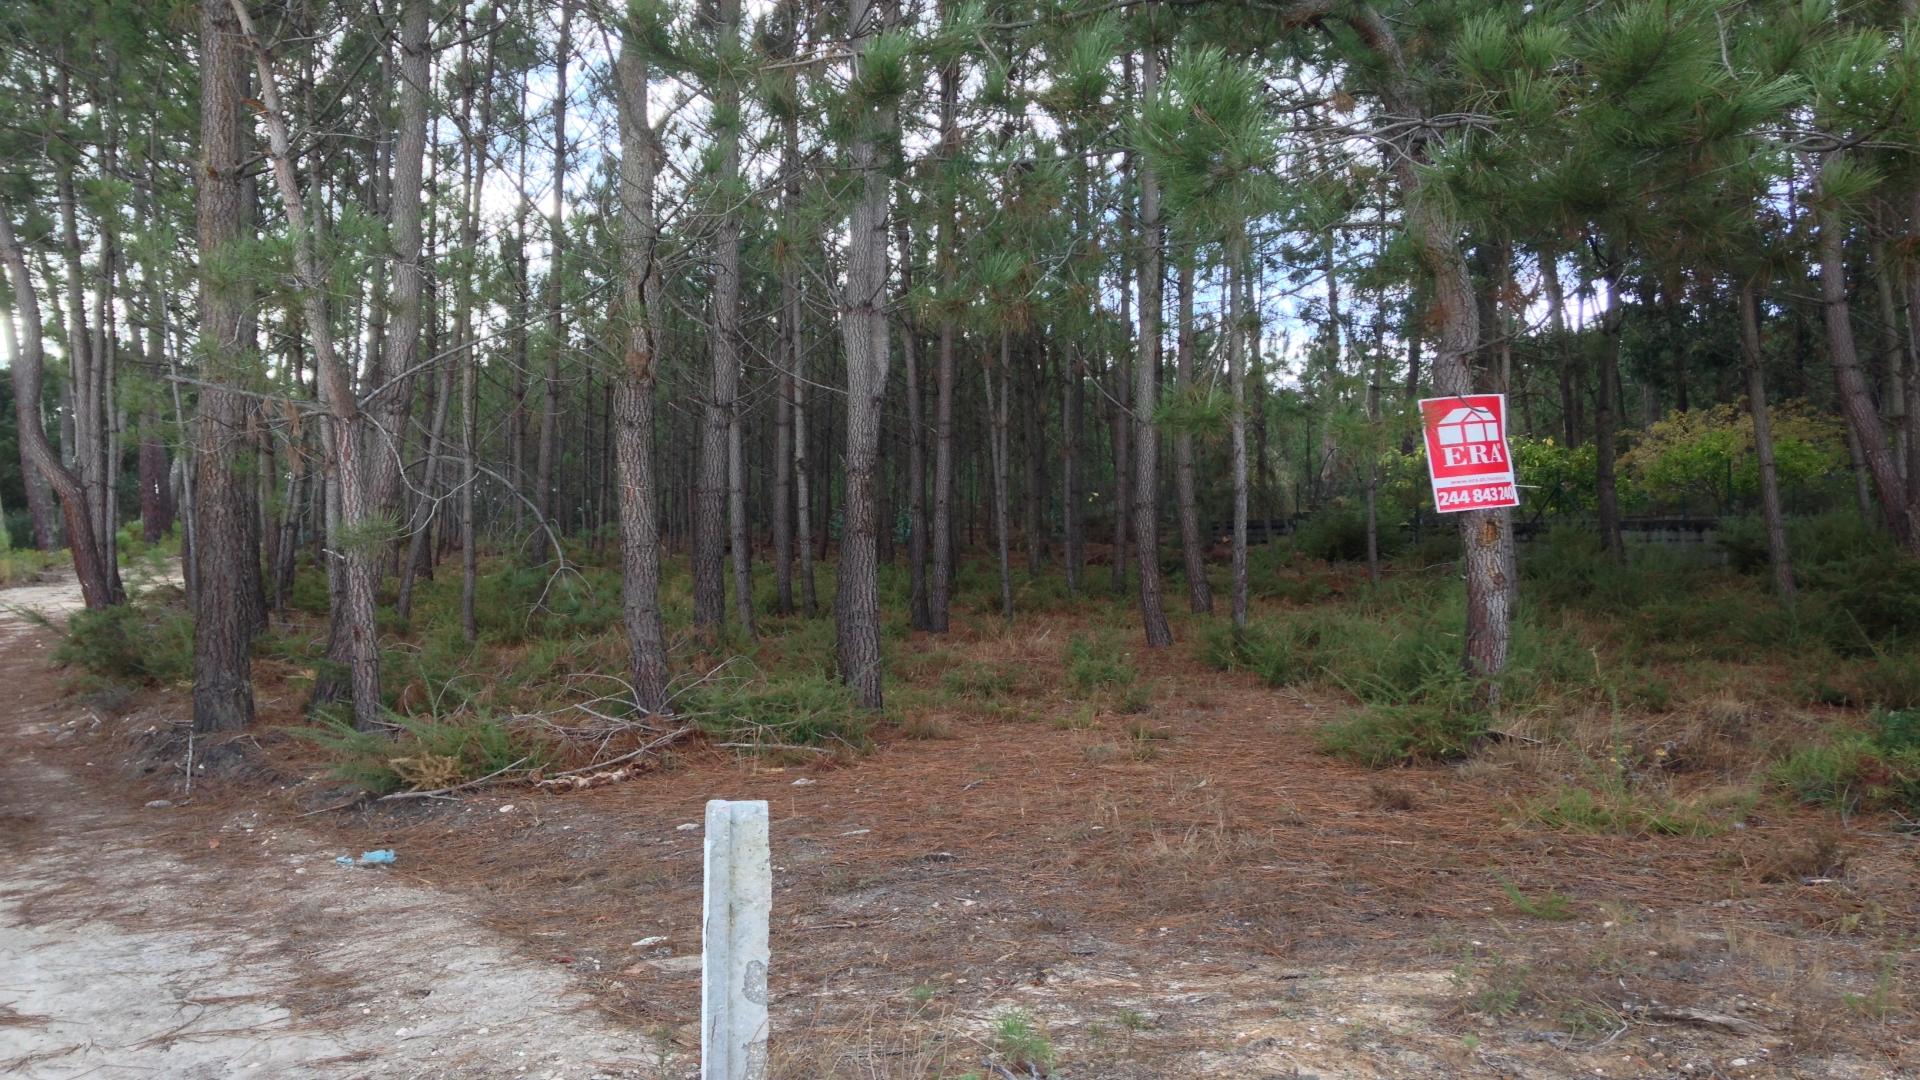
[535,0,571,563]
[236,0,382,729]
[794,270,818,615]
[1594,262,1627,560]
[1904,227,1920,503]
[1541,250,1581,446]
[1172,256,1210,613]
[182,0,260,733]
[988,332,1015,622]
[1021,339,1045,576]
[364,0,431,551]
[707,0,753,636]
[837,0,894,708]
[1816,164,1919,552]
[1131,35,1174,646]
[612,22,671,713]
[1,220,109,606]
[1228,233,1250,629]
[897,209,932,629]
[1738,283,1795,604]
[927,35,959,634]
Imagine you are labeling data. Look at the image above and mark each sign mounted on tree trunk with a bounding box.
[1419,394,1520,513]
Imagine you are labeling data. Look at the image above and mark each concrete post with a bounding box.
[701,799,770,1080]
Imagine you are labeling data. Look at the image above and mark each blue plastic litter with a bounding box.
[335,849,398,867]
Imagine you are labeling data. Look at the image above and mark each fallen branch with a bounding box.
[1639,1005,1770,1038]
[715,742,832,754]
[377,756,531,802]
[537,726,694,781]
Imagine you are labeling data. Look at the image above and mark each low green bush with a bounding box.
[1317,696,1490,766]
[1525,781,1748,837]
[683,672,873,750]
[1065,633,1135,693]
[1293,506,1385,563]
[940,661,1016,703]
[295,711,546,794]
[1771,710,1920,815]
[55,604,194,686]
[1855,653,1920,710]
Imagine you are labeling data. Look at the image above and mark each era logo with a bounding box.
[1419,394,1520,512]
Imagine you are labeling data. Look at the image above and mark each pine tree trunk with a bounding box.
[706,0,753,636]
[138,420,170,543]
[1228,234,1250,629]
[773,296,796,615]
[21,437,58,549]
[989,333,1014,622]
[1131,37,1173,646]
[928,43,959,634]
[237,0,381,729]
[1739,283,1795,604]
[1,220,110,606]
[535,0,570,563]
[396,346,455,621]
[1595,266,1627,560]
[1022,338,1045,577]
[897,212,932,629]
[612,27,670,712]
[692,344,729,629]
[837,0,894,708]
[1063,343,1083,595]
[1110,219,1131,596]
[365,0,431,548]
[1364,310,1385,585]
[1817,171,1919,551]
[1172,257,1210,613]
[1906,266,1920,504]
[183,0,260,732]
[461,20,498,644]
[794,284,817,615]
[53,74,123,604]
[1541,252,1581,446]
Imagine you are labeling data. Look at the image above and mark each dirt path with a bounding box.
[0,575,664,1079]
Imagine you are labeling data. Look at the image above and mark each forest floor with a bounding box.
[2,564,1917,1079]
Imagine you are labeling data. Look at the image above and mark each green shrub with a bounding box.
[1294,506,1375,563]
[0,544,62,587]
[1256,571,1334,605]
[288,565,331,614]
[1525,782,1745,838]
[1402,524,1463,567]
[1199,620,1317,688]
[940,662,1015,703]
[1803,550,1920,644]
[295,711,546,794]
[1318,693,1489,766]
[1856,653,1920,709]
[1877,708,1920,753]
[683,672,873,750]
[1499,878,1575,921]
[55,604,194,686]
[1065,634,1135,693]
[1771,712,1920,815]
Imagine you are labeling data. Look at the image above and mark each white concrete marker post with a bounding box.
[701,799,771,1080]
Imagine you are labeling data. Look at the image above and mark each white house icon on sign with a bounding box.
[1435,405,1505,467]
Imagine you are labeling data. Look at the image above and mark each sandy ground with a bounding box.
[0,572,665,1079]
[0,566,1912,1078]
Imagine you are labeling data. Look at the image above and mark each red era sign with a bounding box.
[1418,394,1520,513]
